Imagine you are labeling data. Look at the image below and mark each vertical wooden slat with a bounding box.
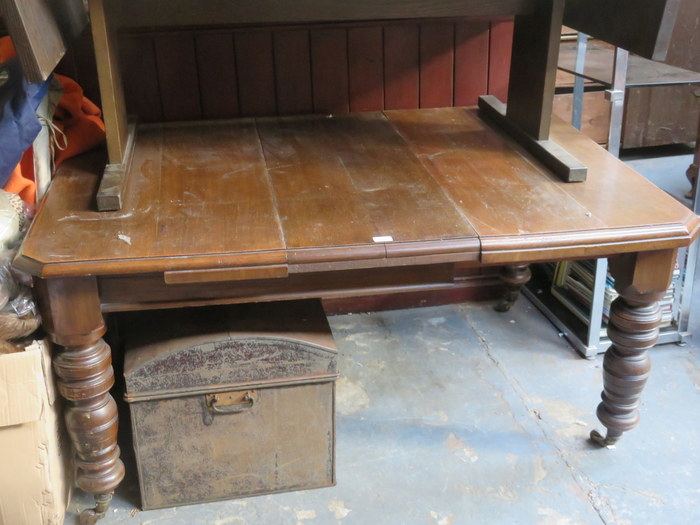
[88,0,128,164]
[310,28,349,114]
[419,22,455,108]
[454,21,490,106]
[195,33,239,119]
[384,24,420,110]
[348,26,384,112]
[119,36,162,122]
[154,34,202,121]
[235,31,277,117]
[488,20,514,103]
[273,30,313,115]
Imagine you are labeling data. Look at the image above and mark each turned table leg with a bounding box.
[36,277,125,523]
[590,250,676,447]
[684,116,699,199]
[687,160,699,200]
[495,264,532,312]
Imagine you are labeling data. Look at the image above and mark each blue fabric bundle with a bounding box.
[0,57,49,185]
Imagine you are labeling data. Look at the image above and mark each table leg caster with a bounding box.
[495,291,519,312]
[589,429,622,447]
[79,493,113,525]
[685,162,698,200]
[495,264,531,312]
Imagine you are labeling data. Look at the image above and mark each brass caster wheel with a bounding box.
[79,493,112,525]
[79,508,106,525]
[589,429,620,447]
[685,162,698,199]
[494,299,515,313]
[495,265,531,313]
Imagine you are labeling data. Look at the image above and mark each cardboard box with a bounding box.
[0,341,72,525]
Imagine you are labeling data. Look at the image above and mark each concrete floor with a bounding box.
[66,149,700,525]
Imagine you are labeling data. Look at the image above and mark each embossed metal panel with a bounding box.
[122,301,337,510]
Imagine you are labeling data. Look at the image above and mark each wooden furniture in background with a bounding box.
[566,0,700,75]
[563,0,700,161]
[557,41,700,149]
[564,0,684,66]
[79,0,588,204]
[8,0,699,522]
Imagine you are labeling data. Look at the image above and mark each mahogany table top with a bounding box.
[15,107,700,279]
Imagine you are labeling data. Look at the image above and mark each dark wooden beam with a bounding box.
[564,0,681,63]
[505,0,564,141]
[0,0,66,82]
[111,0,535,29]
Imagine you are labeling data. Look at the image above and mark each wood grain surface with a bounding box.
[16,108,699,278]
[388,107,700,262]
[256,112,475,248]
[558,43,700,88]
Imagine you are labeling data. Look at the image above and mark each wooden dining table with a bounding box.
[14,104,700,519]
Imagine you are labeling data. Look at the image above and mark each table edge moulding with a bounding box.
[7,0,699,523]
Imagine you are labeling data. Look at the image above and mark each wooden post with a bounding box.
[88,0,137,211]
[88,0,128,166]
[0,0,67,82]
[478,0,588,182]
[506,0,564,140]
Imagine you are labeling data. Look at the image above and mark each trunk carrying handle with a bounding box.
[206,390,257,415]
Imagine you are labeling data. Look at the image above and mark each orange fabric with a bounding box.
[3,148,36,205]
[52,74,106,168]
[0,36,16,62]
[2,36,106,204]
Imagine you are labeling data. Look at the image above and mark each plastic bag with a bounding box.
[0,251,17,310]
